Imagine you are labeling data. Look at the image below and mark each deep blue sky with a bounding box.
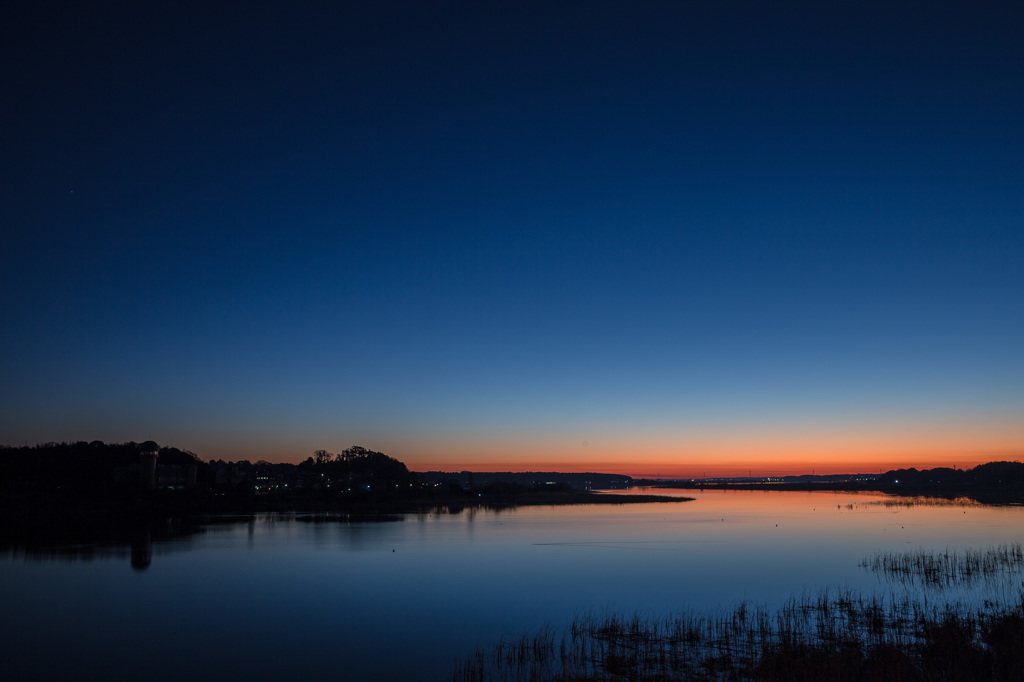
[2,2,1022,473]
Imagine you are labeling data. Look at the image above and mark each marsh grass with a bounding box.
[454,587,1024,681]
[839,497,982,511]
[863,497,983,509]
[861,544,1024,590]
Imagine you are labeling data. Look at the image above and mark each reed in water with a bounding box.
[861,543,1024,589]
[454,587,1024,681]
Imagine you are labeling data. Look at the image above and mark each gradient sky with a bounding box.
[2,2,1022,476]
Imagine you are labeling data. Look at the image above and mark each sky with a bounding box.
[2,1,1022,476]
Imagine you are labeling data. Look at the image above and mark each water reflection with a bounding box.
[1,512,413,570]
[2,516,207,570]
[131,530,152,571]
[4,491,1024,682]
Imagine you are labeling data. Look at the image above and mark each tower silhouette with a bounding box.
[138,441,159,489]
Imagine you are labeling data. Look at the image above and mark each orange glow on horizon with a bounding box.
[186,415,1024,478]
[391,422,1024,477]
[406,454,1019,478]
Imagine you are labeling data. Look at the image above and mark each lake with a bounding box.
[4,489,1023,681]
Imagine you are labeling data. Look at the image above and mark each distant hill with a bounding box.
[646,461,1024,503]
[876,461,1024,491]
[1,441,679,519]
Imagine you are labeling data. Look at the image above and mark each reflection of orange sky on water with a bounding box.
[393,420,1024,477]
[463,489,1024,549]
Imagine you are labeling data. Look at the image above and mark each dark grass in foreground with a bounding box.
[454,589,1024,681]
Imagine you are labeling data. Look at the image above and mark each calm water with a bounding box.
[4,490,1023,681]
